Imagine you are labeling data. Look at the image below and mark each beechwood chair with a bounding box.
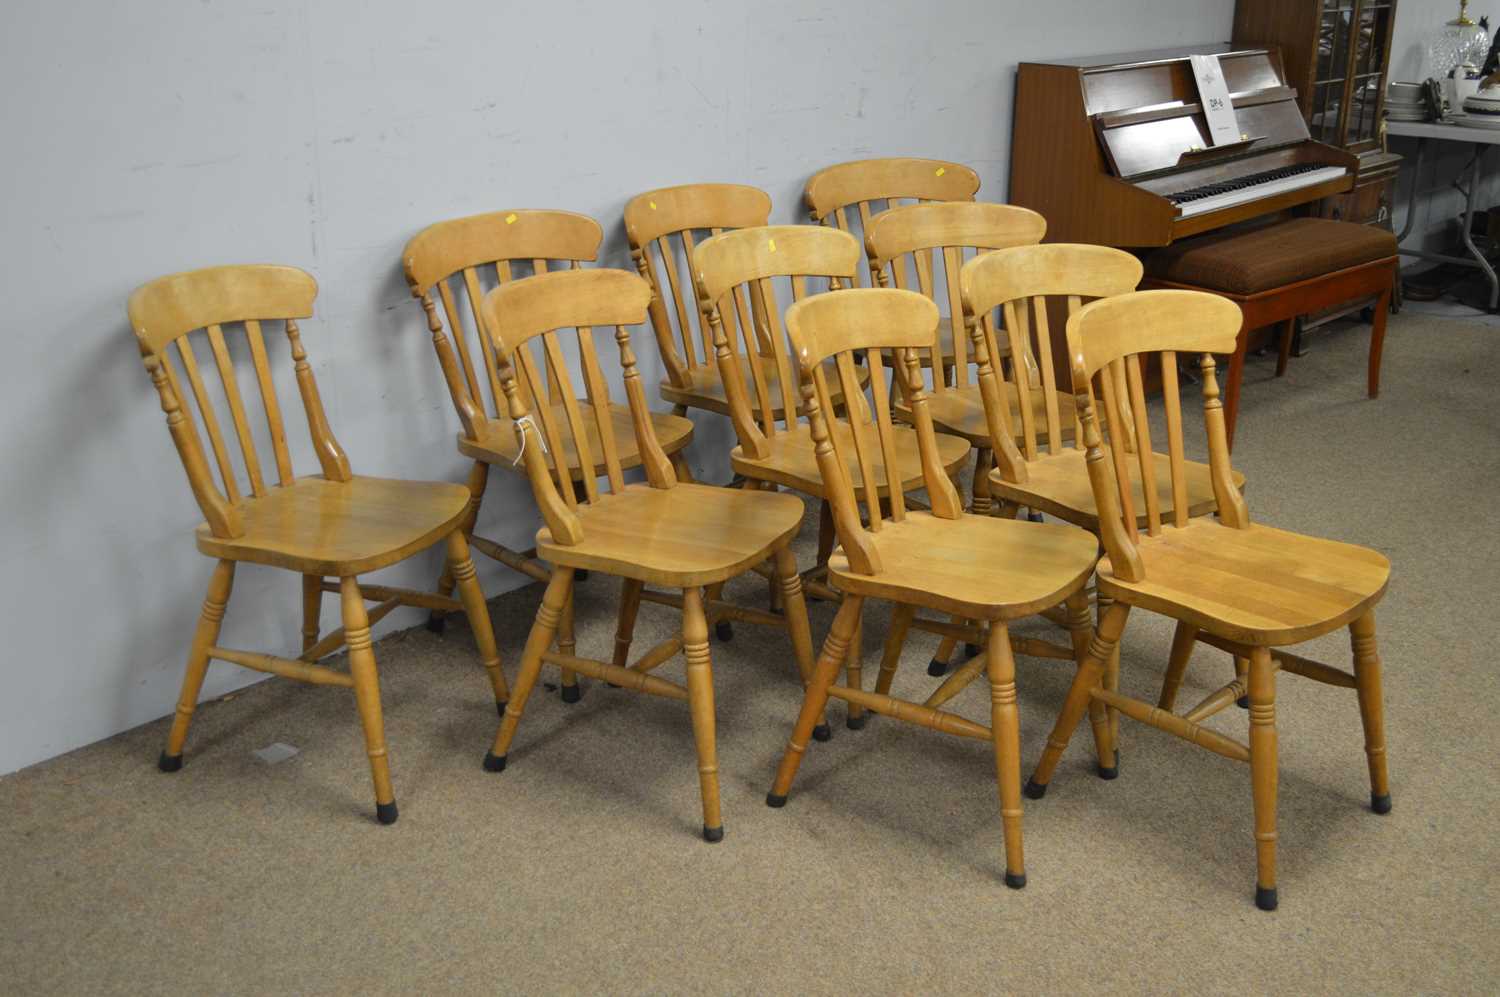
[960,243,1248,752]
[403,210,696,701]
[1023,289,1393,911]
[129,264,508,825]
[764,287,1100,887]
[805,157,981,381]
[479,267,818,842]
[625,183,865,432]
[692,224,971,727]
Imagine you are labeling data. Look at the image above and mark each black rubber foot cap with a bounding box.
[425,613,447,634]
[576,569,589,582]
[766,792,787,808]
[496,701,507,718]
[376,801,399,825]
[1236,695,1250,709]
[560,684,581,704]
[1371,792,1392,814]
[964,642,982,659]
[157,752,182,773]
[1097,762,1119,780]
[1027,510,1043,523]
[1023,778,1047,800]
[483,752,507,773]
[812,723,832,742]
[1005,871,1027,890]
[1255,885,1278,911]
[846,713,868,730]
[927,658,949,677]
[715,620,734,642]
[703,825,724,843]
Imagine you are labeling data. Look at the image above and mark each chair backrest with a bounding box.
[480,268,669,547]
[783,288,964,576]
[624,184,772,389]
[692,225,863,457]
[864,202,1046,393]
[1065,289,1247,583]
[959,244,1145,473]
[403,210,603,442]
[128,264,349,539]
[804,158,979,287]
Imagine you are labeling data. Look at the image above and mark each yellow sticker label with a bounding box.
[768,238,776,252]
[505,213,518,224]
[649,200,657,210]
[935,167,946,176]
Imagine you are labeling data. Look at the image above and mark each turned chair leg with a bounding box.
[1157,621,1200,712]
[1235,655,1250,708]
[971,447,993,516]
[1097,593,1122,771]
[487,568,574,772]
[446,531,508,715]
[681,586,724,842]
[986,621,1026,888]
[1063,590,1114,778]
[558,586,580,703]
[612,577,645,669]
[844,612,866,729]
[1027,603,1130,798]
[928,613,969,677]
[160,559,235,772]
[1247,646,1279,910]
[875,603,916,696]
[774,547,830,742]
[768,596,863,807]
[340,577,397,825]
[1350,610,1392,814]
[301,574,322,653]
[428,460,488,633]
[816,499,836,575]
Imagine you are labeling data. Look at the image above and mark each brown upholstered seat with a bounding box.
[1144,218,1397,296]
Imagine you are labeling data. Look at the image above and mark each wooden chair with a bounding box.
[961,243,1248,757]
[692,224,972,727]
[863,201,1049,517]
[963,243,1248,530]
[129,264,509,825]
[403,211,696,700]
[479,267,818,842]
[625,184,865,426]
[1024,289,1392,911]
[763,286,1101,887]
[804,157,981,379]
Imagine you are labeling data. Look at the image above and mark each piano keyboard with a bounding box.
[1167,164,1348,218]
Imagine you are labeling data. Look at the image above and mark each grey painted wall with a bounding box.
[4,0,1316,775]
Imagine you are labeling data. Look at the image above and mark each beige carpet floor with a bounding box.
[3,307,1497,994]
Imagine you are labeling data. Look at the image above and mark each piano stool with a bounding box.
[1141,217,1396,450]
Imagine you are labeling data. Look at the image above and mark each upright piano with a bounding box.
[1009,44,1357,247]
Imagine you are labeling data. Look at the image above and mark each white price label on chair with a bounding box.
[1190,54,1240,146]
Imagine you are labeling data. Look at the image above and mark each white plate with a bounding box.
[1454,113,1500,129]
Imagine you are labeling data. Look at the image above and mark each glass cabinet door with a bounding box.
[1312,0,1356,144]
[1346,0,1395,149]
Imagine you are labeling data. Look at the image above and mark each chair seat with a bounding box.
[899,382,1077,446]
[730,422,971,498]
[459,403,693,478]
[536,482,805,586]
[1098,518,1390,646]
[195,475,469,576]
[1143,217,1397,296]
[659,355,868,418]
[828,511,1098,620]
[990,449,1246,529]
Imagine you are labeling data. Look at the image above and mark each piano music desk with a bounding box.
[1386,118,1500,312]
